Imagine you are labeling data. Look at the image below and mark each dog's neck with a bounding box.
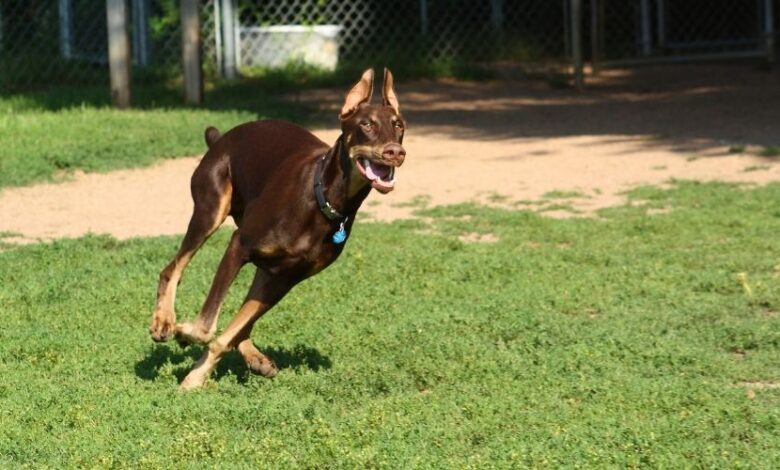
[320,136,372,218]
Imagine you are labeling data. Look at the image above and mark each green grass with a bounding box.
[1,181,779,467]
[0,81,324,189]
[0,106,258,188]
[760,146,780,158]
[728,144,747,154]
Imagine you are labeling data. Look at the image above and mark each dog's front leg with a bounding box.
[175,230,247,347]
[180,271,291,390]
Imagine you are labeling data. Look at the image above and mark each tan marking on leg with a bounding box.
[212,185,233,233]
[174,320,215,345]
[156,252,193,313]
[150,251,195,341]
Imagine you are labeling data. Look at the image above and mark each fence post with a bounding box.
[132,0,151,66]
[765,0,775,66]
[221,0,237,79]
[639,0,652,56]
[58,0,73,59]
[214,0,223,77]
[419,0,428,36]
[570,0,584,89]
[656,0,666,50]
[106,0,131,108]
[490,0,504,37]
[181,0,203,104]
[590,0,603,75]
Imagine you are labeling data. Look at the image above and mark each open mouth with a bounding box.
[355,157,396,193]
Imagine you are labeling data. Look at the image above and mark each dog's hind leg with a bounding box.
[149,153,232,342]
[180,270,291,390]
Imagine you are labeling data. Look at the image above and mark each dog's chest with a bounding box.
[249,229,343,277]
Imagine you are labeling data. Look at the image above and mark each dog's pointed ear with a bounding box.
[340,68,374,120]
[382,68,400,114]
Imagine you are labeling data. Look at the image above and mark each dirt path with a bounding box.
[1,65,779,243]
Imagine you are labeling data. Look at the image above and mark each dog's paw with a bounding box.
[238,341,278,378]
[179,370,208,391]
[149,314,175,342]
[247,355,278,378]
[174,322,212,348]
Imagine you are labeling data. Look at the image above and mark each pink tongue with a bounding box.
[366,161,390,180]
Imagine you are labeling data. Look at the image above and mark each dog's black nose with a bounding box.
[383,143,406,165]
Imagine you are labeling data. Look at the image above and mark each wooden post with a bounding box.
[106,0,131,108]
[570,0,584,89]
[181,0,203,104]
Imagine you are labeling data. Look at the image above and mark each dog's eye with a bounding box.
[393,121,403,130]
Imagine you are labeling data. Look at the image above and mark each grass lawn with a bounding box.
[0,82,323,189]
[0,181,779,467]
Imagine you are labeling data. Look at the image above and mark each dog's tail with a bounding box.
[204,126,221,149]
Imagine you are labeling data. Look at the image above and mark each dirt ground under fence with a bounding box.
[1,64,779,243]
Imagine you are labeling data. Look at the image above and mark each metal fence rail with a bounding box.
[0,1,777,94]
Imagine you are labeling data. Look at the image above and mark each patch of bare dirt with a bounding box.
[1,64,779,243]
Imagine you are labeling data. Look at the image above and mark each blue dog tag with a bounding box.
[332,223,347,244]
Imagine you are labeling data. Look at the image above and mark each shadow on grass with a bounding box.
[135,343,332,384]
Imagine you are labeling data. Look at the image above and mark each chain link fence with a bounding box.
[594,0,776,65]
[0,1,777,93]
[225,0,566,74]
[0,0,212,91]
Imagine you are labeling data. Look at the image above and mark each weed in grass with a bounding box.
[483,192,511,203]
[728,144,746,154]
[1,182,780,466]
[513,199,545,206]
[652,165,668,170]
[760,146,780,157]
[742,165,771,172]
[537,203,581,213]
[541,190,589,199]
[393,194,432,209]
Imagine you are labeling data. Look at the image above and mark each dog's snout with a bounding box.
[383,143,406,165]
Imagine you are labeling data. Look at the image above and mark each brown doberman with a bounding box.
[148,68,406,389]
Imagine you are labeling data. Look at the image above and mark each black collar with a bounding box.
[313,138,352,223]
